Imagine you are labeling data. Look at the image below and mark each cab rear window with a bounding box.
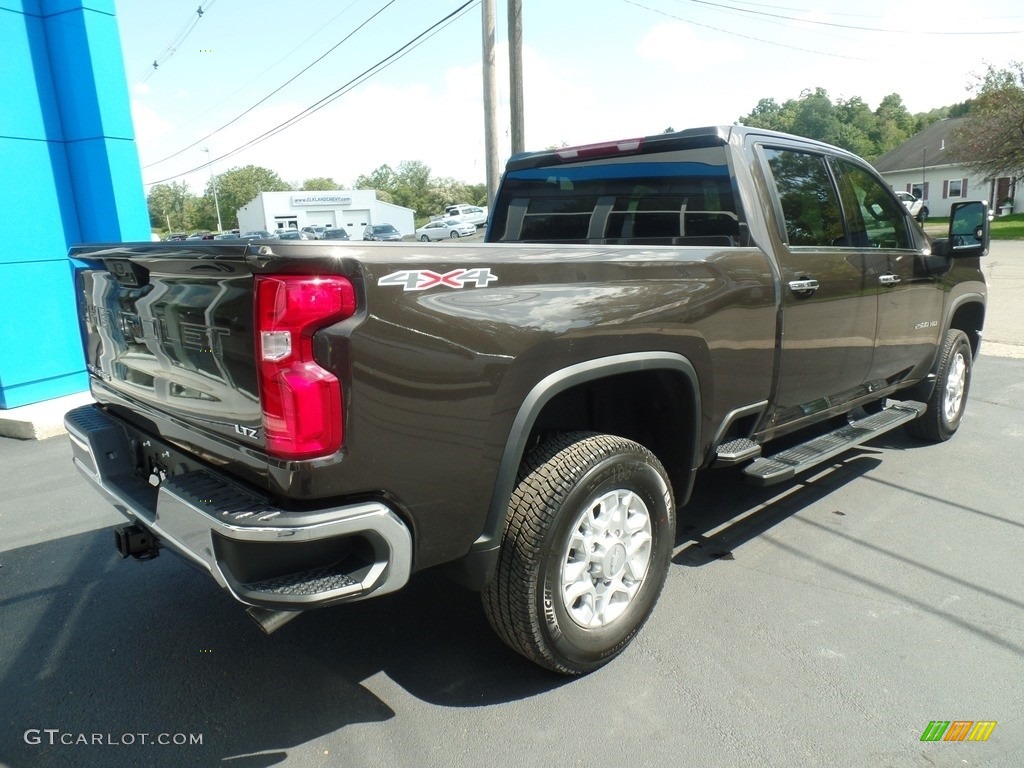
[491,146,746,246]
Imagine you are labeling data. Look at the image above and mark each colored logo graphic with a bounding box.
[920,721,997,742]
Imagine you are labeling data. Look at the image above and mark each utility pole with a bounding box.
[481,0,500,208]
[201,147,223,232]
[508,0,524,156]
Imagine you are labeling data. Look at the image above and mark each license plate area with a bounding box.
[131,433,207,491]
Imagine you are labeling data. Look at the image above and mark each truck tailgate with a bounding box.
[73,242,265,456]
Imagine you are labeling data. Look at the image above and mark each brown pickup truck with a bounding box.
[65,125,988,674]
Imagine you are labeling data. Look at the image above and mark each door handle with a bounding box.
[788,279,819,295]
[879,273,901,286]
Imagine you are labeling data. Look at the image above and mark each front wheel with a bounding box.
[482,432,675,675]
[906,329,972,441]
[450,230,460,239]
[917,206,929,223]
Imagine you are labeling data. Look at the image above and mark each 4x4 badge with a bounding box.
[378,268,498,291]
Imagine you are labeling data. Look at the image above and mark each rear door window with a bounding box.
[763,148,844,247]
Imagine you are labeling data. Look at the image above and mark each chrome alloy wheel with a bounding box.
[560,489,654,629]
[943,350,967,422]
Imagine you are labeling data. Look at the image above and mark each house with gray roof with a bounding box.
[873,117,1016,218]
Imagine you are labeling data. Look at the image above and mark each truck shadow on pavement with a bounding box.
[673,450,882,566]
[0,525,561,768]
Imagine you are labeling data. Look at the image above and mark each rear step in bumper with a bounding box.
[743,401,926,486]
[65,404,412,613]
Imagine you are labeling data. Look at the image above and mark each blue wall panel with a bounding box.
[0,0,147,409]
[0,261,87,408]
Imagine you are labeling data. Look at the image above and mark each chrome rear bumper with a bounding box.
[65,404,412,611]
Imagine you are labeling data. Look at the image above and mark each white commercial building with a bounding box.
[236,190,416,240]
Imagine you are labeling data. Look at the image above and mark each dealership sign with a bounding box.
[291,194,352,207]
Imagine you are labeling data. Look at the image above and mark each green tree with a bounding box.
[300,177,343,191]
[834,96,875,157]
[354,162,486,222]
[871,93,915,157]
[790,88,843,146]
[741,88,921,159]
[426,176,471,218]
[354,164,399,195]
[465,183,488,207]
[951,62,1024,182]
[741,97,796,133]
[204,165,291,229]
[146,182,194,231]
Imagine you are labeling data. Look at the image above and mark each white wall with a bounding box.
[233,190,416,239]
[882,164,995,218]
[236,196,266,234]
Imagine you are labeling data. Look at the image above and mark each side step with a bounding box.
[715,437,762,467]
[742,401,926,486]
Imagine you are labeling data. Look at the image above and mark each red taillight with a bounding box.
[254,275,356,460]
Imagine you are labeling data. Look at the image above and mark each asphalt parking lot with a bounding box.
[0,244,1021,768]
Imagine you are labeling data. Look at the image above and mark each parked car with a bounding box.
[276,229,308,241]
[213,232,239,240]
[416,220,476,241]
[363,223,402,241]
[895,191,928,222]
[301,226,328,240]
[240,230,276,240]
[442,203,488,227]
[323,227,350,241]
[185,232,209,240]
[165,232,188,241]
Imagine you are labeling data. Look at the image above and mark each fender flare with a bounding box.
[456,352,702,588]
[944,291,986,354]
[910,291,986,402]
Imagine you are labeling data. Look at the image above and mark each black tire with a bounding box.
[482,432,675,675]
[450,230,460,239]
[420,235,430,242]
[917,206,929,223]
[906,329,972,442]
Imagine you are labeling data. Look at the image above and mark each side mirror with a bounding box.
[949,200,990,257]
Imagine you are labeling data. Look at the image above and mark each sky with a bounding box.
[116,0,1024,195]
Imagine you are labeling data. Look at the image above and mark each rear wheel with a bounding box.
[906,329,972,441]
[420,235,430,242]
[482,432,675,675]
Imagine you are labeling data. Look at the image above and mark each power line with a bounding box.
[146,1,478,186]
[133,1,219,86]
[143,0,398,169]
[150,0,366,142]
[691,0,880,19]
[623,0,869,60]
[683,0,1024,35]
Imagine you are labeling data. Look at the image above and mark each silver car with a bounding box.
[301,226,328,240]
[415,220,477,241]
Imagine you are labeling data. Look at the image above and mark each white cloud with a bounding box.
[636,22,744,74]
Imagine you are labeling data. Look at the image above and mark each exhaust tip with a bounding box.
[246,606,302,634]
